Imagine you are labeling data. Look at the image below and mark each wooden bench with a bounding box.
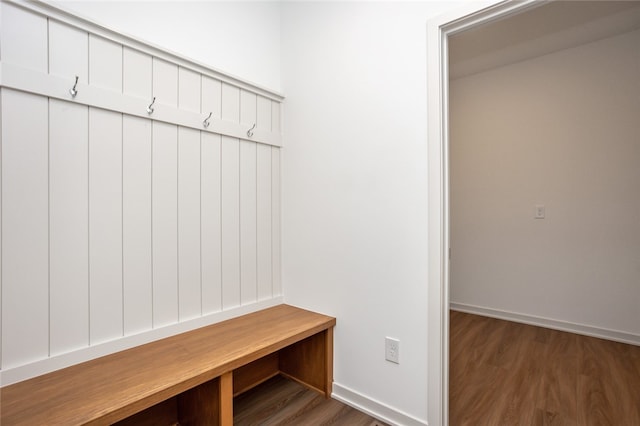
[0,304,335,425]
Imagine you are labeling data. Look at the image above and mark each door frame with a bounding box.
[426,1,543,424]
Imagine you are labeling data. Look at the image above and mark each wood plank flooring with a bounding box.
[450,310,640,425]
[234,375,387,426]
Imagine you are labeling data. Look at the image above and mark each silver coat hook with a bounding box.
[69,76,79,97]
[147,97,156,114]
[247,123,256,138]
[203,112,212,128]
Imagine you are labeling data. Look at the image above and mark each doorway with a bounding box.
[427,1,640,424]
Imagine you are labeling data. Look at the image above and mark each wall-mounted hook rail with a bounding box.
[147,97,156,114]
[69,76,79,98]
[247,123,256,138]
[203,112,212,128]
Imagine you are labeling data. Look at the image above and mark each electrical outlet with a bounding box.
[535,204,545,219]
[385,337,400,364]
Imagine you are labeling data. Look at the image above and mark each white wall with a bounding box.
[280,2,465,425]
[450,29,640,341]
[53,0,282,92]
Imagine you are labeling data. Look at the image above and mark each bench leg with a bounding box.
[219,371,233,426]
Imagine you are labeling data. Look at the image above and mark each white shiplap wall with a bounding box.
[0,0,283,384]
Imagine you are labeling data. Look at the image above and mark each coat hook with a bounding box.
[147,97,156,114]
[203,112,212,128]
[69,76,79,98]
[247,123,256,138]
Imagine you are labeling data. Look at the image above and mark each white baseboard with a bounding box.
[450,302,640,346]
[332,382,428,426]
[0,297,284,386]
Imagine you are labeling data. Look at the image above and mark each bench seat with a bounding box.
[0,304,335,425]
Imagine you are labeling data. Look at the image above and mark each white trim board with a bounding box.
[332,382,428,426]
[0,62,281,147]
[450,302,640,346]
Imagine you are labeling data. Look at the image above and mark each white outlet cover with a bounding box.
[385,337,400,364]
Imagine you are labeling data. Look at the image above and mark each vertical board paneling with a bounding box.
[1,90,49,368]
[178,127,201,320]
[0,4,284,375]
[201,133,222,314]
[89,35,123,91]
[0,3,48,72]
[153,59,178,108]
[49,21,88,84]
[221,83,240,123]
[123,48,152,100]
[122,115,153,335]
[89,108,123,344]
[257,96,272,132]
[221,136,240,309]
[272,148,282,296]
[240,91,257,127]
[257,144,273,300]
[178,68,201,113]
[202,77,222,121]
[240,141,257,305]
[152,122,178,327]
[272,102,281,135]
[49,99,89,356]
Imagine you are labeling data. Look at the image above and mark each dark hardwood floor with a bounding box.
[450,310,640,425]
[234,375,387,425]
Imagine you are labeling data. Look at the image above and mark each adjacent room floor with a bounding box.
[449,310,640,425]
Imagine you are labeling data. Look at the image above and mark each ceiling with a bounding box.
[449,0,640,80]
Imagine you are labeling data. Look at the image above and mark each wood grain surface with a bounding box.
[450,310,640,425]
[0,304,335,425]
